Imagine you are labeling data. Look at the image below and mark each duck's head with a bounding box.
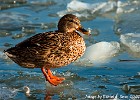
[58,14,90,35]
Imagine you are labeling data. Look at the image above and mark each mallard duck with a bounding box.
[4,14,90,86]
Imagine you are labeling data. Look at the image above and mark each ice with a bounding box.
[67,0,114,13]
[116,1,137,14]
[120,33,140,52]
[57,0,117,18]
[75,42,120,66]
[57,0,138,20]
[67,0,90,11]
[23,86,31,97]
[0,86,18,100]
[83,42,120,62]
[0,12,30,30]
[0,51,7,60]
[116,1,124,14]
[122,84,140,94]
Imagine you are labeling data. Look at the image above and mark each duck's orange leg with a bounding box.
[41,67,65,86]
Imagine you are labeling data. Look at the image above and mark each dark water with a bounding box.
[0,0,140,100]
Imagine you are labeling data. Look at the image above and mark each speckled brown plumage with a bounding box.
[6,31,85,68]
[4,14,90,86]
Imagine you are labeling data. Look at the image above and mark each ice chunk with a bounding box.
[83,42,120,62]
[75,42,120,66]
[116,1,136,14]
[120,33,140,52]
[23,86,31,97]
[0,87,18,100]
[122,84,140,94]
[57,0,117,18]
[57,0,138,20]
[67,0,90,11]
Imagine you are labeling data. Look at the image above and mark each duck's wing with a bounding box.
[15,32,61,48]
[5,32,64,68]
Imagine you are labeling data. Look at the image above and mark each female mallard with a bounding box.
[4,14,90,86]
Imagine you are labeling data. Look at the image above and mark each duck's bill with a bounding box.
[78,27,90,35]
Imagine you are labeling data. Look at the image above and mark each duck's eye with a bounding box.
[69,20,73,22]
[69,19,79,25]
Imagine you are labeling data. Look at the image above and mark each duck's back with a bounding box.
[5,31,86,68]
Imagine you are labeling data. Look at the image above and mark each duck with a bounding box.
[4,14,90,86]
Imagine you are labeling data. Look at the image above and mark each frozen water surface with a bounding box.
[0,0,140,99]
[121,33,140,52]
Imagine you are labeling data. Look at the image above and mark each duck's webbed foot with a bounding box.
[41,67,65,86]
